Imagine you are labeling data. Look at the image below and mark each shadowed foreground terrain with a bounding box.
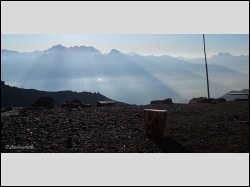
[1,101,249,153]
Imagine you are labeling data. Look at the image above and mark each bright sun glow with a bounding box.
[97,78,103,81]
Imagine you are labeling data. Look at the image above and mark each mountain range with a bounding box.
[1,45,249,104]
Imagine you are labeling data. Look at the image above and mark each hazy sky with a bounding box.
[1,34,249,59]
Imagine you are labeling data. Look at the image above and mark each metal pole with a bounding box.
[203,34,210,99]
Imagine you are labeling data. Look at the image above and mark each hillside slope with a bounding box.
[1,81,127,107]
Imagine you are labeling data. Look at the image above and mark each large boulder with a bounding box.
[32,97,55,109]
[150,98,173,105]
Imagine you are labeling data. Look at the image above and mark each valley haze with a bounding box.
[1,45,249,105]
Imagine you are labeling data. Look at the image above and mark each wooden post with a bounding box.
[144,109,168,138]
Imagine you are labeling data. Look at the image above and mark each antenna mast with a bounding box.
[203,34,210,99]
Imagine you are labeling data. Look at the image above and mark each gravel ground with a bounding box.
[1,101,249,153]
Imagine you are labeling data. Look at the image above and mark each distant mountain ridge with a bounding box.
[176,53,249,75]
[1,44,102,60]
[1,81,127,107]
[177,53,249,62]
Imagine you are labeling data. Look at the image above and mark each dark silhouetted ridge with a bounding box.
[1,80,127,107]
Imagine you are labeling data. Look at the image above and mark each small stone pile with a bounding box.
[61,100,92,108]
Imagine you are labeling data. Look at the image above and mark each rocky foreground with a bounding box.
[1,101,249,153]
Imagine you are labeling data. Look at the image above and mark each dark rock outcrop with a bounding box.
[31,97,55,108]
[189,97,226,104]
[150,98,173,105]
[189,97,207,104]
